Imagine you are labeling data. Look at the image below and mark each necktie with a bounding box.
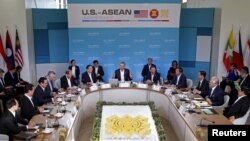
[0,78,4,87]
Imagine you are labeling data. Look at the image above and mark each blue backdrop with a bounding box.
[68,0,181,82]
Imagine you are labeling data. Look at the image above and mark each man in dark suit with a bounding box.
[21,84,43,121]
[193,71,210,98]
[0,98,35,140]
[0,68,15,111]
[171,67,187,88]
[206,76,225,106]
[45,71,58,98]
[223,86,250,122]
[113,62,132,81]
[144,66,161,85]
[4,67,16,87]
[14,66,26,85]
[141,58,156,81]
[93,60,104,82]
[33,77,53,107]
[68,59,80,85]
[82,65,97,85]
[60,70,77,90]
[237,66,250,88]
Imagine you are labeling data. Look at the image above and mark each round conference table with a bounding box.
[14,86,231,141]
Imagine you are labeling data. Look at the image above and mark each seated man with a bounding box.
[33,77,53,107]
[144,66,160,85]
[113,62,132,81]
[141,58,156,81]
[237,66,250,87]
[223,86,250,123]
[14,66,27,85]
[93,60,104,82]
[82,65,97,85]
[4,67,16,87]
[193,71,209,98]
[45,71,58,97]
[0,68,15,110]
[60,70,77,90]
[21,84,44,121]
[206,76,225,106]
[68,59,80,85]
[0,98,35,140]
[171,67,187,88]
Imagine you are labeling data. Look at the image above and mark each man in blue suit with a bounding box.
[206,76,225,106]
[171,67,187,89]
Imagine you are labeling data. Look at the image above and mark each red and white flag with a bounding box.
[15,29,24,67]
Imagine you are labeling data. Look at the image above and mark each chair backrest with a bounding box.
[55,79,61,89]
[213,95,230,109]
[0,99,4,115]
[233,108,250,125]
[0,134,9,141]
[186,79,193,88]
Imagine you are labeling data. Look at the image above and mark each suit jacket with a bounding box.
[114,69,132,81]
[21,95,39,121]
[239,75,250,87]
[60,75,77,90]
[45,79,58,97]
[93,66,104,81]
[13,72,23,84]
[81,72,97,84]
[144,72,161,84]
[196,79,210,98]
[171,74,187,88]
[0,110,28,141]
[225,96,250,119]
[33,85,52,107]
[4,71,16,87]
[208,85,225,106]
[141,64,156,78]
[68,65,80,80]
[167,67,176,82]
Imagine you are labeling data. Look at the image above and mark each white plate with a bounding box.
[60,102,68,106]
[42,128,54,134]
[57,98,62,102]
[66,94,75,98]
[54,113,63,118]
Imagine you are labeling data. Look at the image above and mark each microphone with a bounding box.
[197,117,215,127]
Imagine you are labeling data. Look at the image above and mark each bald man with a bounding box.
[206,76,225,106]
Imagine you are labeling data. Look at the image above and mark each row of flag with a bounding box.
[223,28,250,71]
[0,29,24,70]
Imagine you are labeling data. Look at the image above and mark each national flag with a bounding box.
[244,39,250,67]
[223,29,235,71]
[15,29,24,67]
[232,30,244,70]
[0,35,10,69]
[134,10,148,18]
[5,30,15,69]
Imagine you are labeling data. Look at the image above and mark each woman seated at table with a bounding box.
[223,86,250,123]
[166,60,178,83]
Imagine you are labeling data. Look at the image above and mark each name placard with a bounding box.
[137,83,148,89]
[101,83,111,89]
[119,82,130,88]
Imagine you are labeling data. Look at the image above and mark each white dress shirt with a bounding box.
[88,73,93,83]
[95,67,98,75]
[9,110,16,117]
[176,74,182,85]
[240,75,248,86]
[67,78,72,87]
[25,94,34,107]
[234,95,246,104]
[151,74,154,81]
[0,78,4,87]
[120,70,125,82]
[72,66,76,77]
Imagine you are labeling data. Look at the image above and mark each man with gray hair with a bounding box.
[206,76,225,106]
[45,71,58,97]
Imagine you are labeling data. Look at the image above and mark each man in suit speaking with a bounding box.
[141,58,156,81]
[113,62,132,82]
[206,76,225,106]
[171,67,187,89]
